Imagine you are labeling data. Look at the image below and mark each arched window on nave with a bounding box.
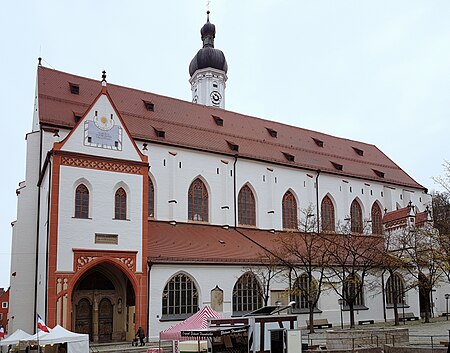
[238,185,256,226]
[188,178,209,222]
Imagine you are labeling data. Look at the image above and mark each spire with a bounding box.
[201,11,216,48]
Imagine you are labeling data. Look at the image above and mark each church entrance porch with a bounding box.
[72,263,135,343]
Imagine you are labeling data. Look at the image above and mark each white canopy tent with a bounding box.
[0,329,32,347]
[20,326,88,353]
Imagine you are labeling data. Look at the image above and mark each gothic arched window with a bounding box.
[386,273,405,306]
[232,272,263,314]
[75,184,89,218]
[188,178,208,222]
[343,275,364,306]
[238,185,256,226]
[293,273,318,310]
[162,273,199,318]
[350,199,363,233]
[371,202,383,235]
[115,188,127,220]
[282,191,298,230]
[321,195,335,232]
[148,178,154,218]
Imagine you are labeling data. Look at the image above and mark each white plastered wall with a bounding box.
[57,166,143,272]
[147,264,421,340]
[138,141,430,231]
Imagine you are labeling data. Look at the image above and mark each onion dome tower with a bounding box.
[189,11,228,109]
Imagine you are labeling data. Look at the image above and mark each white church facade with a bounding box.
[8,13,448,342]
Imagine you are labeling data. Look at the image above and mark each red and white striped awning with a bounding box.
[159,306,222,341]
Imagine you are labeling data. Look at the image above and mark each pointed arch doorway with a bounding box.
[72,263,136,342]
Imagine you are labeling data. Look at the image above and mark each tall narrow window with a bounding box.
[75,184,89,218]
[282,191,298,229]
[232,272,263,315]
[293,273,318,310]
[188,178,208,222]
[343,275,364,306]
[371,202,383,235]
[350,199,363,233]
[386,273,405,306]
[115,188,127,220]
[321,195,335,232]
[238,185,256,226]
[162,273,198,319]
[148,178,154,218]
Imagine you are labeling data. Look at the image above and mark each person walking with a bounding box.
[136,326,145,347]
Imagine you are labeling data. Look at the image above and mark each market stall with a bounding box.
[20,326,88,353]
[160,306,222,353]
[181,325,250,353]
[0,329,32,352]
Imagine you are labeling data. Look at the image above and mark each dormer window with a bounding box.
[352,147,364,156]
[69,83,79,95]
[213,115,223,126]
[154,128,165,138]
[227,141,239,152]
[282,152,295,162]
[373,169,385,178]
[143,100,154,111]
[266,128,278,138]
[73,112,83,123]
[312,137,324,147]
[331,161,343,171]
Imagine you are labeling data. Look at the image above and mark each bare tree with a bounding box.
[275,208,330,333]
[432,192,450,283]
[393,223,445,323]
[323,229,384,328]
[433,160,450,193]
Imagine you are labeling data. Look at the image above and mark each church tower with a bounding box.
[189,11,228,108]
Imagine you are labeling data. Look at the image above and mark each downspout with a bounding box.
[381,270,386,322]
[45,157,52,318]
[315,170,321,233]
[233,155,238,228]
[146,262,152,341]
[33,128,44,332]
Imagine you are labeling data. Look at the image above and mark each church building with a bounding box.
[8,12,444,342]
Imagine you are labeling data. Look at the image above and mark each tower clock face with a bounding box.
[210,91,222,105]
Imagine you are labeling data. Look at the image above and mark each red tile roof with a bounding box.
[382,207,412,224]
[415,211,430,226]
[147,221,273,264]
[37,66,425,190]
[147,221,384,265]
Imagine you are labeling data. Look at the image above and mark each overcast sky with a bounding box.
[0,1,449,288]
